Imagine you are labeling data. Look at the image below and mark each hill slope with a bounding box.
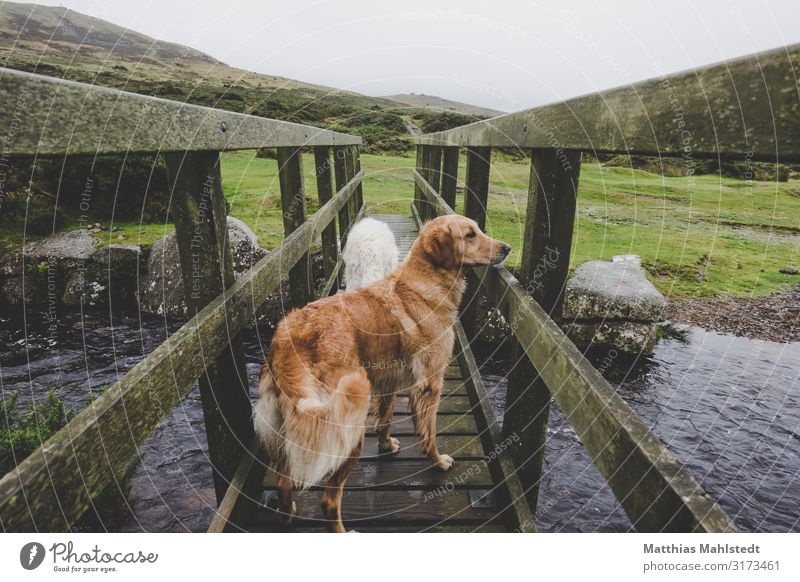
[382,93,503,118]
[0,2,492,152]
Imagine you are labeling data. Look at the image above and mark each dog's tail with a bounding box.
[254,363,371,489]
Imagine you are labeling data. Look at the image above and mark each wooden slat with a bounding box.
[415,169,737,532]
[313,146,338,288]
[395,395,471,414]
[0,68,360,155]
[333,145,354,248]
[361,435,484,460]
[264,459,493,490]
[0,170,362,532]
[415,43,800,161]
[440,146,460,210]
[250,489,503,529]
[248,524,507,533]
[368,414,477,436]
[277,146,313,308]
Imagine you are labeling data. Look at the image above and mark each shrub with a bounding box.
[0,389,74,475]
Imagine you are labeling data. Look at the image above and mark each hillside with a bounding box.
[0,2,492,153]
[382,93,503,118]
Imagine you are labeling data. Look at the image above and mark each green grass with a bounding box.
[6,151,799,299]
[73,151,800,298]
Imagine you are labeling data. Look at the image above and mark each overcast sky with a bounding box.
[29,0,800,112]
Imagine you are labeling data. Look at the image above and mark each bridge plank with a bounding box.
[264,459,493,490]
[251,489,503,530]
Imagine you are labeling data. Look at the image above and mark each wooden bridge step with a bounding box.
[368,414,477,436]
[253,524,507,533]
[361,435,484,460]
[395,395,471,413]
[250,489,504,531]
[264,459,492,490]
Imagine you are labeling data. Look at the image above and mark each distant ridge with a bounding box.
[381,93,504,118]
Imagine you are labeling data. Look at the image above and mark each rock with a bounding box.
[563,255,666,321]
[138,217,267,319]
[0,230,99,305]
[562,255,666,354]
[779,267,799,275]
[561,321,658,355]
[0,231,145,309]
[63,245,143,308]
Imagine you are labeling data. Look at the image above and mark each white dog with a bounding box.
[342,218,399,290]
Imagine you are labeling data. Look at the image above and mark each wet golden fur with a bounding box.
[254,214,510,532]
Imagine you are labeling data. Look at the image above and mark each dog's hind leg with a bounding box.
[376,391,400,454]
[409,377,454,471]
[321,436,363,533]
[276,473,297,526]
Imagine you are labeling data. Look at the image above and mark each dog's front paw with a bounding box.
[379,437,401,454]
[435,453,454,471]
[280,501,297,525]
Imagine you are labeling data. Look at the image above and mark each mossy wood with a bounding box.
[277,146,313,307]
[503,149,581,513]
[416,43,800,162]
[0,68,361,155]
[313,146,338,289]
[165,151,254,504]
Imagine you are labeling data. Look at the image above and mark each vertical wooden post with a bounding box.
[333,145,353,248]
[314,146,337,291]
[276,146,313,308]
[345,145,359,224]
[414,145,424,217]
[352,145,364,212]
[164,151,253,505]
[460,146,492,339]
[421,145,442,220]
[503,148,581,513]
[440,146,460,211]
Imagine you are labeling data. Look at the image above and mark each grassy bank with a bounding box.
[7,151,799,299]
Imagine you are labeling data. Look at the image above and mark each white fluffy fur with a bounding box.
[342,217,399,291]
[253,373,369,489]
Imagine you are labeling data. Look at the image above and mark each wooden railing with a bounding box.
[411,43,800,532]
[0,69,364,531]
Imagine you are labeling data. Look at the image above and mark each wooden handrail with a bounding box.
[413,170,737,532]
[0,170,363,532]
[415,43,800,162]
[0,68,361,155]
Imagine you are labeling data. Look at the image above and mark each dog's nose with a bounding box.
[500,243,511,256]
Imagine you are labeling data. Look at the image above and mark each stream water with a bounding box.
[1,308,798,532]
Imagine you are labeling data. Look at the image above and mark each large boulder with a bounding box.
[0,230,143,309]
[63,244,143,309]
[562,255,666,355]
[0,230,98,305]
[138,217,267,319]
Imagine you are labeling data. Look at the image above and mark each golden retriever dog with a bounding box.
[254,214,511,532]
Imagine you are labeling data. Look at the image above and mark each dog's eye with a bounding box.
[466,230,477,239]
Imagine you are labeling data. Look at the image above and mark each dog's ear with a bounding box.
[422,223,455,268]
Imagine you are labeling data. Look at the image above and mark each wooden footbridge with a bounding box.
[2,43,799,533]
